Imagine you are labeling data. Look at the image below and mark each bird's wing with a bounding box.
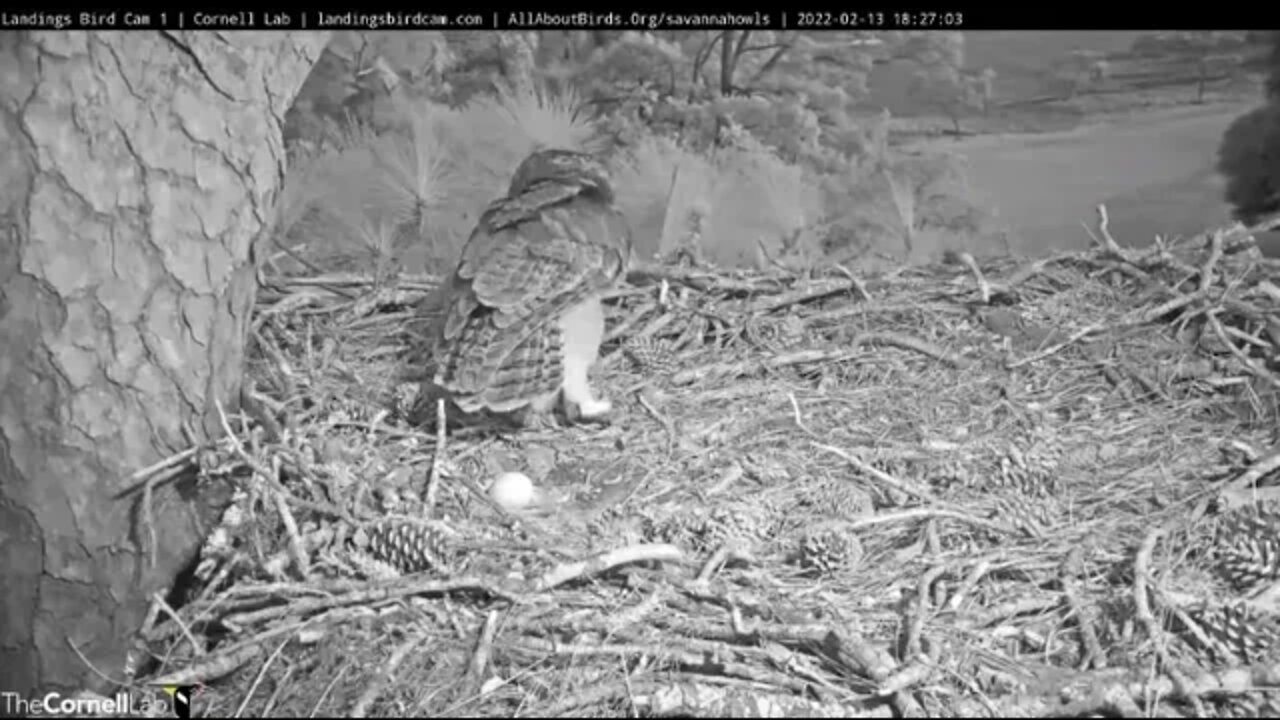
[433,191,631,403]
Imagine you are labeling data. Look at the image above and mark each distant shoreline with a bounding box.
[906,99,1259,155]
[903,99,1274,257]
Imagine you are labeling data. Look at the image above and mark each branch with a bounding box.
[739,42,791,55]
[731,30,752,70]
[747,39,796,86]
[690,32,721,93]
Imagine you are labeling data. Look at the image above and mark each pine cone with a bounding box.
[794,479,874,521]
[993,435,1063,498]
[353,520,457,576]
[986,494,1061,539]
[904,455,972,494]
[702,505,778,550]
[796,528,863,576]
[1179,601,1280,665]
[777,314,807,349]
[1216,507,1280,592]
[644,503,779,555]
[642,507,706,549]
[623,336,679,377]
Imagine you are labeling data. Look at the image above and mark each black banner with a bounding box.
[0,7,1276,31]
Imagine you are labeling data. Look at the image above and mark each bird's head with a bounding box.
[507,148,615,203]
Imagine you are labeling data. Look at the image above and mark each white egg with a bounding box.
[489,471,536,510]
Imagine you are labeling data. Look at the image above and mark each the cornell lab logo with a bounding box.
[162,685,202,718]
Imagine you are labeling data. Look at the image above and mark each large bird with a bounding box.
[430,149,633,424]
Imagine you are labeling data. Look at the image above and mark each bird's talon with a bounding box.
[578,398,613,419]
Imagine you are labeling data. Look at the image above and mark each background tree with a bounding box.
[1195,52,1243,103]
[901,34,984,137]
[1267,30,1280,101]
[977,67,998,115]
[1216,32,1280,225]
[0,30,327,696]
[1217,102,1280,224]
[1051,48,1107,101]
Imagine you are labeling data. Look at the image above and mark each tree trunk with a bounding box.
[0,29,327,697]
[719,31,735,96]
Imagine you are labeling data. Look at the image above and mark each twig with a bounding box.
[1216,443,1280,498]
[528,544,684,593]
[260,663,294,717]
[1139,288,1209,324]
[142,472,158,569]
[696,545,733,584]
[349,628,429,718]
[788,392,818,439]
[626,265,762,296]
[1198,229,1225,295]
[956,252,991,304]
[810,443,937,504]
[269,238,356,297]
[877,655,936,696]
[1096,204,1125,255]
[859,331,972,369]
[845,507,1012,538]
[271,483,309,578]
[1207,312,1280,390]
[223,576,522,628]
[148,642,265,687]
[636,390,677,457]
[750,277,863,314]
[115,443,215,500]
[1006,322,1106,369]
[904,564,948,658]
[425,398,447,512]
[308,662,349,718]
[250,326,297,403]
[128,447,200,483]
[1132,526,1206,715]
[233,635,292,718]
[1131,526,1164,649]
[1060,548,1106,670]
[152,592,205,658]
[465,610,502,690]
[830,263,873,301]
[213,398,355,525]
[67,637,129,689]
[754,237,792,275]
[998,254,1063,293]
[943,559,992,613]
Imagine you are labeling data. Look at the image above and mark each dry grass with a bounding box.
[130,209,1280,718]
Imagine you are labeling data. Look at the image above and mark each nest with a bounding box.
[130,208,1280,718]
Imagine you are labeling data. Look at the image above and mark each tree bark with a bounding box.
[719,31,734,96]
[0,30,327,696]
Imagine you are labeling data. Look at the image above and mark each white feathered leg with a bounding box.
[558,297,611,418]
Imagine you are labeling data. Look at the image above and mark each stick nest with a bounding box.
[132,209,1280,718]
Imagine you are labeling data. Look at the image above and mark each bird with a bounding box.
[429,148,633,425]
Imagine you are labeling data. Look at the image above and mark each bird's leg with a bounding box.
[562,352,611,419]
[560,298,612,420]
